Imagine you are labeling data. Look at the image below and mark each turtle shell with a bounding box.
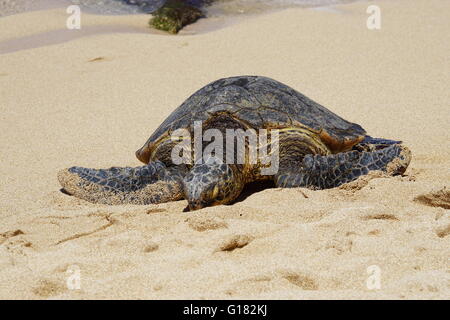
[136,76,366,164]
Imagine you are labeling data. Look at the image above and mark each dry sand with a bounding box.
[0,0,449,299]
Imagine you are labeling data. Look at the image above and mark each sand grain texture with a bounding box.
[0,0,449,299]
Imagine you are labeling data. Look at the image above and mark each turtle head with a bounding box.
[183,160,240,211]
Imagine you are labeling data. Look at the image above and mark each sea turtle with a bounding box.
[58,76,411,211]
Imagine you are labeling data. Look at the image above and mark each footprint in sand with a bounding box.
[143,242,160,253]
[368,229,381,236]
[216,234,252,252]
[186,216,228,232]
[32,279,66,298]
[414,187,450,209]
[435,224,450,238]
[226,270,318,296]
[87,56,107,63]
[324,237,353,255]
[281,271,318,290]
[146,208,167,214]
[0,229,33,255]
[362,213,399,221]
[0,229,24,245]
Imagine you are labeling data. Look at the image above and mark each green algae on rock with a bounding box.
[149,0,204,34]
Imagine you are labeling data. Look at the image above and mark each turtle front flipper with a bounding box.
[275,144,411,189]
[57,161,185,205]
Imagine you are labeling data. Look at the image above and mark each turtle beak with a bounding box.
[183,199,206,212]
[182,177,210,211]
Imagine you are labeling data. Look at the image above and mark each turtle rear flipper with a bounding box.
[57,161,184,205]
[275,144,411,189]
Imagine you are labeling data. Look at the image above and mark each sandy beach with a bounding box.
[0,0,449,299]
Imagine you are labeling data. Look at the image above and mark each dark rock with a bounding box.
[149,0,204,34]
